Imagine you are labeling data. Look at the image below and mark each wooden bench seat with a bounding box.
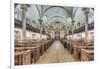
[73,46,94,60]
[61,39,84,54]
[15,50,31,65]
[15,45,40,63]
[15,41,42,57]
[68,40,94,54]
[81,49,94,61]
[69,41,85,54]
[15,39,53,65]
[40,40,53,55]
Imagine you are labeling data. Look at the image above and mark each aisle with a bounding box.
[36,40,76,64]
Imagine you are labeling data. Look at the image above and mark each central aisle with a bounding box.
[36,40,76,64]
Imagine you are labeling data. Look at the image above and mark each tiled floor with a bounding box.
[36,40,76,64]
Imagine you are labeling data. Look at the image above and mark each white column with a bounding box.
[40,24,42,40]
[85,14,88,44]
[39,19,43,40]
[22,9,26,40]
[71,20,75,40]
[83,8,89,44]
[21,4,30,40]
[66,29,69,39]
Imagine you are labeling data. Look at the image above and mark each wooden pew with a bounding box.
[69,39,85,54]
[15,41,41,63]
[61,39,67,48]
[61,39,70,49]
[68,39,94,54]
[39,40,52,55]
[61,39,84,54]
[61,39,94,58]
[73,46,94,60]
[81,49,94,61]
[15,50,31,65]
[15,46,40,63]
[15,39,53,65]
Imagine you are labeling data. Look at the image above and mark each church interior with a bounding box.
[14,3,94,65]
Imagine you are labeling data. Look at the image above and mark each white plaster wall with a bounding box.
[67,30,94,41]
[15,28,23,40]
[60,31,65,39]
[15,28,48,41]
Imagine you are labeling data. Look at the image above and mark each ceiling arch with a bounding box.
[73,8,77,18]
[48,17,66,27]
[47,16,68,31]
[15,3,94,34]
[41,6,71,18]
[48,20,66,31]
[47,16,67,24]
[49,20,66,27]
[35,5,41,17]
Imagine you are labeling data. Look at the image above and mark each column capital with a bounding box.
[21,4,30,11]
[15,4,18,8]
[82,8,89,15]
[38,18,43,24]
[71,20,75,26]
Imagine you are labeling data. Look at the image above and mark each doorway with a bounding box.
[55,32,60,40]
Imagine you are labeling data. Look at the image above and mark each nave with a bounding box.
[37,40,76,64]
[14,4,94,65]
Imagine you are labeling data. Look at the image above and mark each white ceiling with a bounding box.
[15,4,94,32]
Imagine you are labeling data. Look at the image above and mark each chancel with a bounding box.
[14,4,94,65]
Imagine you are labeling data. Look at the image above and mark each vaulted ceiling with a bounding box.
[15,4,94,33]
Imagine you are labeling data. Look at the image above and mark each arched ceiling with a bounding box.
[49,22,66,31]
[39,5,73,31]
[15,4,94,33]
[42,6,71,18]
[48,16,66,24]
